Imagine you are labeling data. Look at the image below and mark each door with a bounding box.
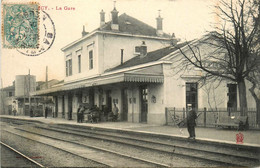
[55,96,58,118]
[68,94,72,120]
[121,88,128,121]
[89,89,95,107]
[106,90,112,112]
[140,86,148,123]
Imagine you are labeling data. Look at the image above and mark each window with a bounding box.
[8,92,13,97]
[78,55,81,73]
[66,61,68,76]
[186,83,198,109]
[66,59,72,76]
[135,46,141,53]
[89,50,93,70]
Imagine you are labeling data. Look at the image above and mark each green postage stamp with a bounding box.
[2,3,39,48]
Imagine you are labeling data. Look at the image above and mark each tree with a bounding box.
[246,0,260,124]
[178,0,260,116]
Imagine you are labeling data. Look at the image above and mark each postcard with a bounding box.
[1,0,259,167]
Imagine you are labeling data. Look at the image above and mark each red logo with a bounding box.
[236,132,244,144]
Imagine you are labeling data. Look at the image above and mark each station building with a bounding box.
[32,7,257,125]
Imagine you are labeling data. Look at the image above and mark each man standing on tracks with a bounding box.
[187,104,197,139]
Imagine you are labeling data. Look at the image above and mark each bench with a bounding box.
[214,116,249,130]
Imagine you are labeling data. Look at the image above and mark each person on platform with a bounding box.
[77,105,82,123]
[112,103,119,121]
[30,108,33,117]
[187,105,197,139]
[79,105,85,123]
[13,108,17,116]
[45,106,48,118]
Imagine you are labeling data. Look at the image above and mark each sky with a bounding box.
[1,0,218,87]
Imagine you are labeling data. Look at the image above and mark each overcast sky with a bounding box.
[1,0,217,87]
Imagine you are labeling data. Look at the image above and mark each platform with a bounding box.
[1,115,260,147]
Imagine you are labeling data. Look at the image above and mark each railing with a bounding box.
[165,107,258,128]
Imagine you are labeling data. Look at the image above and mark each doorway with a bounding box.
[121,88,128,121]
[68,94,72,120]
[55,96,58,118]
[106,90,112,112]
[140,86,148,123]
[89,89,95,107]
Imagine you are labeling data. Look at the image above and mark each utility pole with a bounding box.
[28,69,31,116]
[46,66,48,88]
[23,76,26,115]
[1,78,5,114]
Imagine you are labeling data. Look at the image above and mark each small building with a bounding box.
[0,75,60,117]
[0,83,16,115]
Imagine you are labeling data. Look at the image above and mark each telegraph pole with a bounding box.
[1,78,5,114]
[28,69,31,116]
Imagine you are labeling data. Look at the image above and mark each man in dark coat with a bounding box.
[187,105,197,139]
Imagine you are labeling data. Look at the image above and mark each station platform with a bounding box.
[1,115,260,147]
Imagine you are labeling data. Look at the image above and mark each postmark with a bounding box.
[17,10,56,56]
[2,3,39,48]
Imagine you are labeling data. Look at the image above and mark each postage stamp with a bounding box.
[17,10,56,56]
[2,3,39,48]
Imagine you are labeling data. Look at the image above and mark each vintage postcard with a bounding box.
[1,0,259,167]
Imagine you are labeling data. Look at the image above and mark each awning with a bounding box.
[124,73,163,83]
[31,64,164,96]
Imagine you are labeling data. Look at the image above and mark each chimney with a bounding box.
[140,41,147,58]
[156,10,163,36]
[82,25,88,37]
[111,1,119,31]
[100,9,105,26]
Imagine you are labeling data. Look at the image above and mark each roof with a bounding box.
[2,85,15,91]
[62,13,173,51]
[107,42,188,72]
[99,13,171,38]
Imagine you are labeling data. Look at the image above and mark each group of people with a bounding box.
[77,103,119,123]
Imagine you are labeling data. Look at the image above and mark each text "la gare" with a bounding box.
[56,6,75,10]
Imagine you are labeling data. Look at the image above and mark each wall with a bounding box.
[63,35,99,83]
[57,96,63,118]
[15,75,36,97]
[100,34,172,73]
[147,83,165,125]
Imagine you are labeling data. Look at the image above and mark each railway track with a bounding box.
[1,118,260,167]
[24,124,260,167]
[0,141,44,168]
[2,129,168,167]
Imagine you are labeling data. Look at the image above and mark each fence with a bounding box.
[165,107,258,128]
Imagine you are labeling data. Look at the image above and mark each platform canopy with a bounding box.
[31,64,164,96]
